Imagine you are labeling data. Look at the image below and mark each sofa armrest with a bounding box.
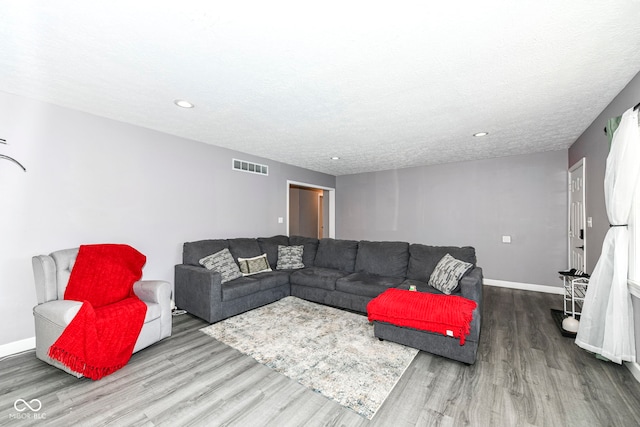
[174,264,222,323]
[460,267,483,303]
[459,267,483,342]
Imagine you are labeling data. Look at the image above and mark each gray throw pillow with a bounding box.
[237,253,272,276]
[199,248,243,284]
[428,253,473,294]
[276,245,305,270]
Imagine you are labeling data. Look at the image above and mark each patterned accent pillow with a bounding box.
[276,245,305,270]
[199,248,243,284]
[428,253,473,295]
[237,253,272,276]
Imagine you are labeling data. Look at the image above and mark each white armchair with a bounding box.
[32,248,172,377]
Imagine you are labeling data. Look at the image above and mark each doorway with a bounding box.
[568,158,587,272]
[287,180,335,239]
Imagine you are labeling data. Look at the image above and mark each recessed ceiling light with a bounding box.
[331,156,340,160]
[174,99,194,108]
[473,132,489,137]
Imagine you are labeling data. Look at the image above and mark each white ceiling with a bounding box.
[1,1,640,176]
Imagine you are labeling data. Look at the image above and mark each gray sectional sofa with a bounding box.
[174,235,483,364]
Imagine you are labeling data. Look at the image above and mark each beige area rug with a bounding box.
[200,296,418,419]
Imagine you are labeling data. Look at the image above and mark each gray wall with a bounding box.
[0,90,335,348]
[336,150,568,286]
[568,69,640,360]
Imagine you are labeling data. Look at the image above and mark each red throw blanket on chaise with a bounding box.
[48,244,148,380]
[367,288,477,344]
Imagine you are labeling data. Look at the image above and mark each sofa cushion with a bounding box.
[354,241,409,278]
[290,267,348,291]
[251,270,290,291]
[289,235,319,267]
[276,245,305,270]
[228,238,262,262]
[237,253,272,276]
[429,254,473,295]
[257,235,290,268]
[407,244,476,281]
[183,239,229,266]
[314,238,359,272]
[221,276,261,301]
[199,248,243,284]
[335,272,404,298]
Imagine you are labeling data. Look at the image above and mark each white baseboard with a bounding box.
[625,361,640,384]
[0,337,35,358]
[483,278,564,295]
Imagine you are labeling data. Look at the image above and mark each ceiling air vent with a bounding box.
[232,158,269,176]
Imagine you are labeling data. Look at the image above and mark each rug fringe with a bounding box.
[49,346,126,380]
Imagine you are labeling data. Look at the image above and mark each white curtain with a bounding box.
[575,107,640,364]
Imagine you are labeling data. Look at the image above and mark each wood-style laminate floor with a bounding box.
[2,286,640,426]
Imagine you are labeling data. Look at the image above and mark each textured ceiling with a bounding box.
[1,1,640,176]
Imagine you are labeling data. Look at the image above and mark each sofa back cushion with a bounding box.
[228,238,262,262]
[354,241,409,278]
[313,238,359,272]
[257,235,290,268]
[183,240,229,266]
[407,244,476,281]
[289,235,319,267]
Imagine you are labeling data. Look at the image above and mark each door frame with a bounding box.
[286,180,335,238]
[568,158,586,271]
[317,192,324,238]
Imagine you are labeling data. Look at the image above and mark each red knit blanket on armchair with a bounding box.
[48,244,148,380]
[367,288,477,345]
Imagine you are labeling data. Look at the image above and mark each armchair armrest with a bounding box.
[33,300,83,327]
[133,280,172,340]
[133,280,171,304]
[174,264,222,323]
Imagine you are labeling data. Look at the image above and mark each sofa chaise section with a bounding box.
[376,244,483,364]
[400,243,482,344]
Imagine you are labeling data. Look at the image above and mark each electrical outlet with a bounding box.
[502,235,511,244]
